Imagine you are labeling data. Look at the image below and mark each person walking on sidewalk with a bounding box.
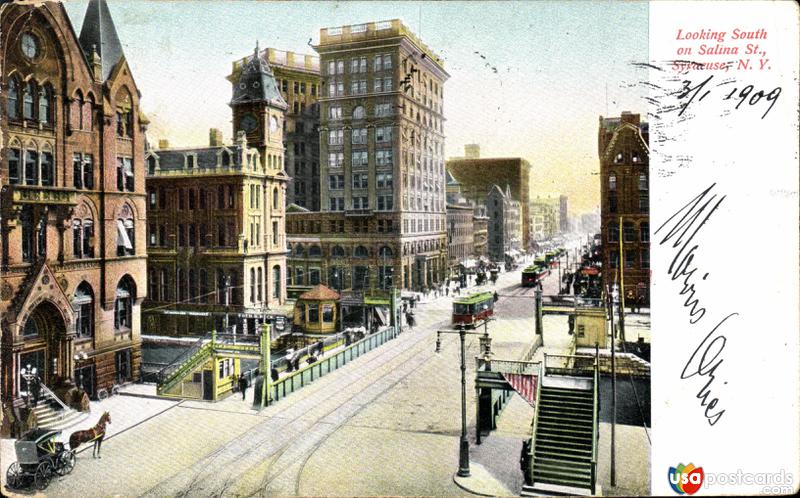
[238,373,248,400]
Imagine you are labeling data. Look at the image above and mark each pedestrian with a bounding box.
[406,311,415,329]
[638,295,645,314]
[30,376,41,407]
[270,368,279,383]
[238,373,248,400]
[493,291,499,303]
[445,286,450,297]
[626,290,636,313]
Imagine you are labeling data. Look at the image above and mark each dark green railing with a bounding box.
[270,325,399,403]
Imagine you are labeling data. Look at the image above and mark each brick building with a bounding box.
[598,112,649,303]
[446,156,532,249]
[486,185,522,262]
[472,205,489,259]
[1,0,146,400]
[446,201,474,273]
[143,46,290,336]
[232,48,321,211]
[287,19,449,293]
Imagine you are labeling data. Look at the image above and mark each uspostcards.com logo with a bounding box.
[668,463,705,495]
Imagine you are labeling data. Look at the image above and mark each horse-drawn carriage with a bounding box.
[5,428,76,490]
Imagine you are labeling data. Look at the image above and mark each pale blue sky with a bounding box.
[64,0,648,214]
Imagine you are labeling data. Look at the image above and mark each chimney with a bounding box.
[620,111,640,126]
[209,128,223,147]
[158,139,170,149]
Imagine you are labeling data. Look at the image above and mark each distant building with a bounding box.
[486,185,521,261]
[531,197,560,241]
[1,0,146,400]
[231,48,322,211]
[144,46,290,336]
[472,205,489,259]
[598,111,649,303]
[446,157,532,249]
[559,194,569,233]
[446,202,474,273]
[464,144,480,159]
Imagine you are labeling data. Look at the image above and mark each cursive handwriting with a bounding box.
[657,183,733,426]
[655,183,726,324]
[680,312,737,426]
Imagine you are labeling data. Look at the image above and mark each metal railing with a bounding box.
[269,325,398,403]
[591,353,599,494]
[155,333,211,384]
[543,353,596,377]
[528,360,544,485]
[39,383,71,417]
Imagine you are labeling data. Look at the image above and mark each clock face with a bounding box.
[240,114,258,133]
[269,116,279,133]
[21,33,38,59]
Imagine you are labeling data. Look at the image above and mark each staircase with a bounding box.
[156,341,212,395]
[33,401,88,431]
[522,353,600,497]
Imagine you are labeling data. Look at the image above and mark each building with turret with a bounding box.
[143,46,290,336]
[1,0,146,400]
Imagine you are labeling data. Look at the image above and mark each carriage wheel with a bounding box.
[55,451,76,476]
[34,460,52,490]
[5,462,22,489]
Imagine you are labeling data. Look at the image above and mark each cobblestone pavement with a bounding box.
[9,257,648,497]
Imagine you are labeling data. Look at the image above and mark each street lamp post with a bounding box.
[435,319,494,479]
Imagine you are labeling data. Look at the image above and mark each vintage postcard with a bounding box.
[0,1,797,496]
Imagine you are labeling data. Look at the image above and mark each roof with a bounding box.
[446,170,460,186]
[150,145,247,172]
[298,284,340,301]
[78,0,124,81]
[454,291,494,305]
[231,44,288,109]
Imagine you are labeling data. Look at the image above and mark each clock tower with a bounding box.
[230,43,288,171]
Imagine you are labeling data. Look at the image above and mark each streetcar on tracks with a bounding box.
[521,264,550,287]
[452,291,495,328]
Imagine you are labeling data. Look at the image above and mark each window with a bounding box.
[638,173,648,191]
[375,126,392,143]
[228,185,235,208]
[354,245,369,258]
[374,54,383,72]
[331,245,345,257]
[376,150,393,166]
[117,217,135,256]
[73,283,94,339]
[609,174,617,191]
[250,268,256,303]
[609,250,618,269]
[352,106,365,119]
[217,185,225,208]
[257,267,263,302]
[608,222,619,243]
[8,148,20,184]
[377,195,393,211]
[39,151,53,186]
[378,266,393,289]
[614,152,624,164]
[328,129,344,146]
[375,103,392,117]
[625,250,636,269]
[117,157,133,191]
[337,60,344,74]
[329,174,344,190]
[640,222,650,243]
[353,266,369,290]
[383,78,393,92]
[383,54,392,69]
[329,197,344,211]
[352,173,368,189]
[623,222,635,242]
[327,61,335,75]
[351,128,367,145]
[272,220,279,246]
[7,78,19,119]
[114,277,135,331]
[38,85,51,125]
[23,81,34,120]
[352,196,369,209]
[376,172,393,188]
[351,151,368,168]
[639,191,649,213]
[188,189,196,210]
[609,191,618,213]
[272,265,281,299]
[178,190,185,210]
[641,250,650,269]
[350,58,359,73]
[309,268,321,285]
[24,150,38,185]
[328,105,342,120]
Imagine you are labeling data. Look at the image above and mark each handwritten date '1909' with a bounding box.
[677,74,781,119]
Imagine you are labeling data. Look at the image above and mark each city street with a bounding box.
[39,266,542,497]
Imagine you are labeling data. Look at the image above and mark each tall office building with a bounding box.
[287,19,449,292]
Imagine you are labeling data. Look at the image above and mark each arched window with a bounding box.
[352,106,365,119]
[354,245,369,258]
[250,268,256,303]
[608,174,617,191]
[379,246,393,258]
[73,282,94,339]
[221,150,231,167]
[188,269,197,301]
[294,244,305,257]
[638,173,648,191]
[608,222,619,243]
[114,276,136,331]
[272,265,281,299]
[116,88,134,138]
[623,222,635,242]
[309,245,322,258]
[287,243,293,256]
[177,268,186,302]
[257,267,263,302]
[640,222,650,243]
[40,143,54,186]
[117,207,135,256]
[72,217,94,259]
[147,156,157,175]
[38,84,51,125]
[7,78,19,119]
[23,81,35,120]
[199,269,208,303]
[83,94,95,131]
[331,245,345,257]
[273,187,279,210]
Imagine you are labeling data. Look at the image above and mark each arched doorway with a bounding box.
[18,300,68,395]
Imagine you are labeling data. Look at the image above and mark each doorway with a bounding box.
[74,364,96,399]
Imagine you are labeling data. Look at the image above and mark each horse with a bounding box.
[69,411,111,458]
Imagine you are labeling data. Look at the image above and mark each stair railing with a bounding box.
[590,353,599,494]
[156,333,211,384]
[528,359,544,485]
[38,383,71,419]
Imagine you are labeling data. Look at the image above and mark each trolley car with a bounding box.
[521,264,549,287]
[6,429,76,491]
[452,291,495,328]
